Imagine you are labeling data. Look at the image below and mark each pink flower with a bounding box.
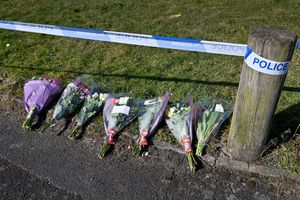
[111,98,120,104]
[51,79,61,85]
[42,76,49,81]
[83,88,90,95]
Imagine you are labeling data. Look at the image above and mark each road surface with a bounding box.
[0,109,298,200]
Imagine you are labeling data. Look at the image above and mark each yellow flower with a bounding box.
[166,107,176,117]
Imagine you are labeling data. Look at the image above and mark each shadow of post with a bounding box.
[269,102,300,143]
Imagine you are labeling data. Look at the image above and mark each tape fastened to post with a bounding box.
[244,47,290,75]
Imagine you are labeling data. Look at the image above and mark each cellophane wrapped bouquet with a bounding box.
[22,76,62,130]
[68,86,107,140]
[133,92,170,154]
[40,77,91,133]
[98,94,139,159]
[195,99,232,156]
[165,95,197,172]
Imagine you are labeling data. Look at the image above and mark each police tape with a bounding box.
[296,39,300,49]
[0,20,299,57]
[244,47,289,75]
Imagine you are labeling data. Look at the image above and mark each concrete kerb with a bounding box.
[122,131,300,183]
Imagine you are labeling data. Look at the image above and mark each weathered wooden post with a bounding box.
[227,27,298,161]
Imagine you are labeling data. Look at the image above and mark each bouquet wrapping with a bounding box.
[165,95,197,172]
[40,77,90,133]
[133,92,170,153]
[68,87,107,140]
[22,76,62,130]
[98,94,139,158]
[195,99,232,156]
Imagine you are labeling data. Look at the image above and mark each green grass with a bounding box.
[0,0,300,171]
[275,142,300,175]
[263,133,300,175]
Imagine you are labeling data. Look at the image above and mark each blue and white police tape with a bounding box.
[0,21,299,57]
[0,21,247,56]
[244,47,289,75]
[296,39,300,50]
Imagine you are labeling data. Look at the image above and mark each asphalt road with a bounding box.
[0,156,82,200]
[0,109,298,200]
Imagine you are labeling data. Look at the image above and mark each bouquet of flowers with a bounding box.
[22,76,62,130]
[165,95,197,172]
[40,77,90,133]
[133,92,170,154]
[98,94,139,159]
[68,87,107,140]
[195,99,232,156]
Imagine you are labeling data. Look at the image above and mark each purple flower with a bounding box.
[83,88,90,96]
[73,80,84,88]
[51,78,61,85]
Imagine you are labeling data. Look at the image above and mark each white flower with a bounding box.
[170,107,176,115]
[6,43,10,47]
[99,93,107,101]
[92,93,99,98]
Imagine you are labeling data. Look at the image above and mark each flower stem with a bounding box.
[187,153,197,172]
[132,142,142,155]
[196,143,203,157]
[98,143,111,159]
[22,115,33,131]
[68,125,81,140]
[22,107,36,131]
[40,119,54,133]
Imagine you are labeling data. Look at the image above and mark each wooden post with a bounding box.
[227,27,298,161]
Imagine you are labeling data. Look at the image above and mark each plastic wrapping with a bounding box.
[98,94,139,158]
[22,77,62,130]
[68,86,107,139]
[165,94,197,172]
[196,98,232,156]
[136,92,170,146]
[40,76,91,133]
